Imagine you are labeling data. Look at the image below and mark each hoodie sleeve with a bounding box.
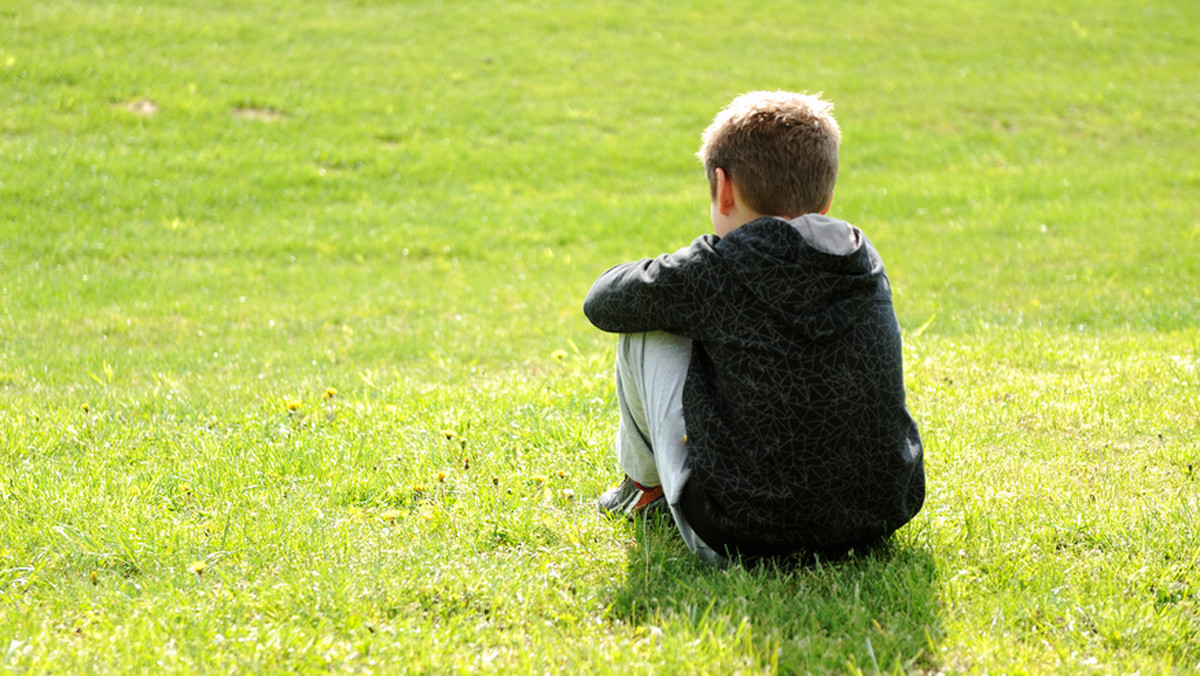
[583,234,726,335]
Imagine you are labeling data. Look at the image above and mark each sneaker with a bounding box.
[597,476,666,519]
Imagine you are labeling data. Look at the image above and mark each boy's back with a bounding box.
[585,213,924,554]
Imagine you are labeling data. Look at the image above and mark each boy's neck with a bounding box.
[714,210,772,237]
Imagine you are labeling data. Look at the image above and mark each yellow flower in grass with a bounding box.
[286,401,301,412]
[189,560,207,575]
[442,429,456,440]
[417,504,435,523]
[551,349,568,360]
[323,387,338,399]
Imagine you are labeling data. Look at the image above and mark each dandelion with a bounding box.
[89,570,99,586]
[380,509,402,522]
[417,504,435,522]
[80,403,90,413]
[533,475,547,484]
[437,471,447,483]
[323,387,338,399]
[286,401,301,412]
[189,560,207,576]
[551,349,568,360]
[556,470,566,479]
[442,429,456,440]
[412,484,426,494]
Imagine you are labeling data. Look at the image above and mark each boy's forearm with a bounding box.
[583,260,664,334]
[583,237,720,335]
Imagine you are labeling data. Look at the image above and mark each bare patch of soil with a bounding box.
[120,99,159,115]
[233,106,287,122]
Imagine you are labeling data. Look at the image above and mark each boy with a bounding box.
[584,91,925,566]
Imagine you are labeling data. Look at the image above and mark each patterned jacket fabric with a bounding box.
[584,215,925,552]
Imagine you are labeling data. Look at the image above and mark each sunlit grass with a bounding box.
[1,0,1198,672]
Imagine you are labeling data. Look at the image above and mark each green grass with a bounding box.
[2,0,1198,672]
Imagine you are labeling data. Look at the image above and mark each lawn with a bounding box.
[1,0,1197,672]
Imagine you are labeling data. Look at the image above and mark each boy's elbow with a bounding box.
[584,263,653,332]
[583,286,634,333]
[582,286,597,317]
[582,289,613,330]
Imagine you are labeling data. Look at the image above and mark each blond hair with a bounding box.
[697,91,841,217]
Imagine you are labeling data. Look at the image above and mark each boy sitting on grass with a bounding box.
[584,91,925,566]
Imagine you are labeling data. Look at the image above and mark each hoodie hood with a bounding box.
[717,214,887,340]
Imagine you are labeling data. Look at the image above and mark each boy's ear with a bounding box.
[820,197,833,215]
[715,167,737,216]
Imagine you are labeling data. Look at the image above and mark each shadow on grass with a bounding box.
[607,517,942,673]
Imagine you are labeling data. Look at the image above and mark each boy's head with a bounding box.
[697,91,841,219]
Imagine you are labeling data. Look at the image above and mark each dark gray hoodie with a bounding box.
[584,214,925,553]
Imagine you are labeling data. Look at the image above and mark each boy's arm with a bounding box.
[583,234,725,335]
